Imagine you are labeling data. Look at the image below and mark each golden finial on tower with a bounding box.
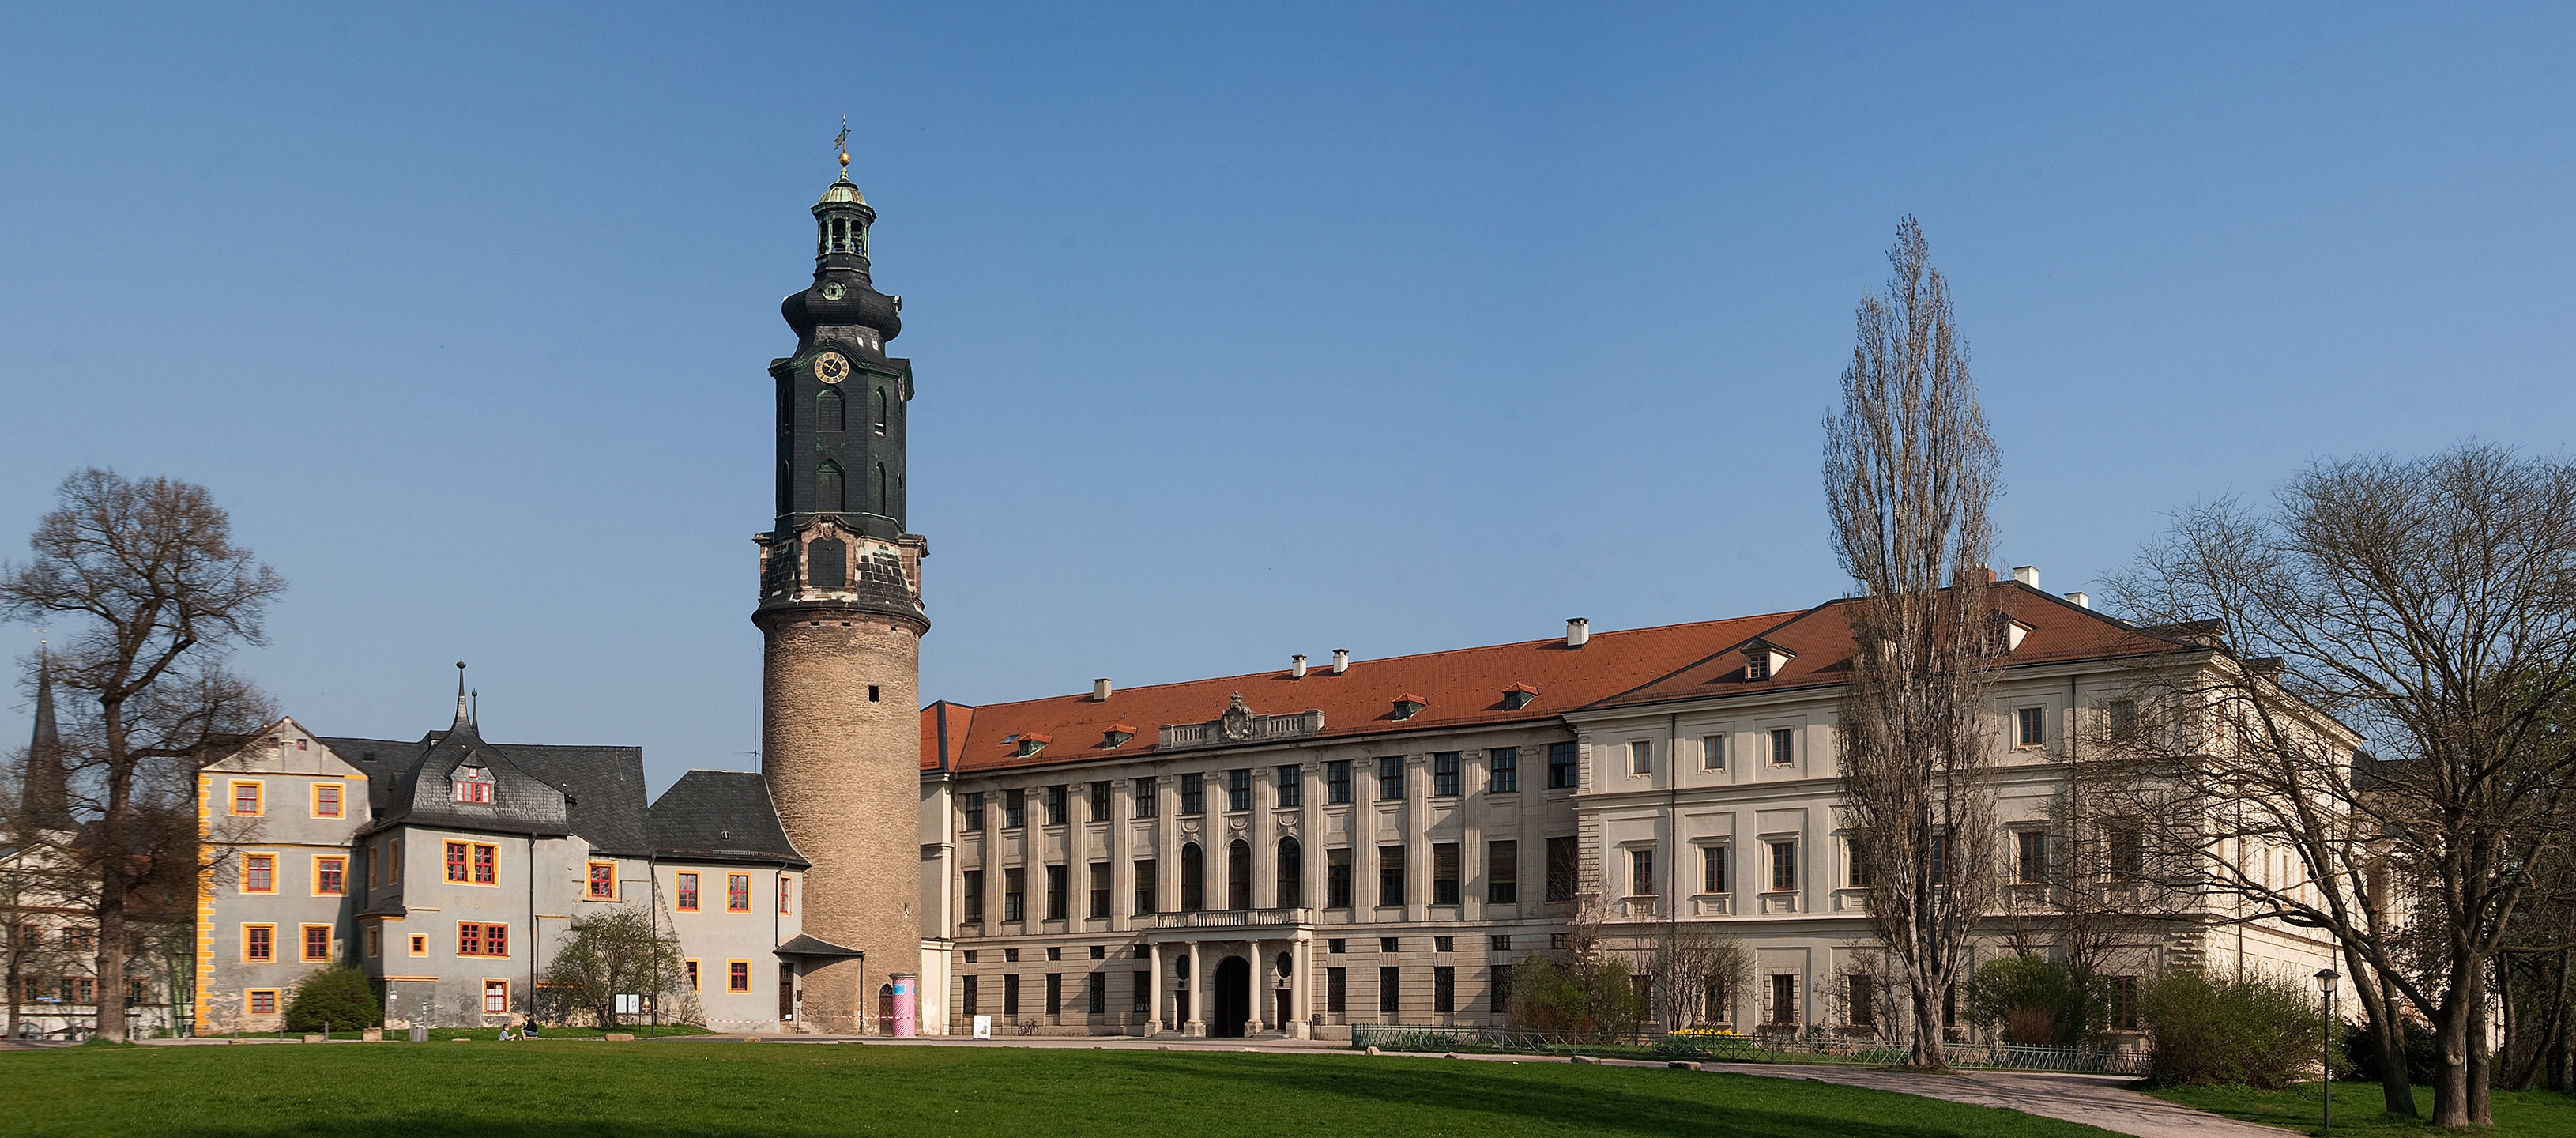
[833,116,851,178]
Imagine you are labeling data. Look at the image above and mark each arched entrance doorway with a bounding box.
[877,984,894,1034]
[1213,956,1251,1038]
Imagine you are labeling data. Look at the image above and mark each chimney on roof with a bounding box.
[2065,591,2090,609]
[2013,566,2040,588]
[1331,649,1350,676]
[1565,618,1590,649]
[1092,678,1113,702]
[1291,654,1308,680]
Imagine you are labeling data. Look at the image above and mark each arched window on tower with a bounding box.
[816,462,845,513]
[876,462,889,516]
[818,387,845,432]
[874,387,889,435]
[1276,836,1303,909]
[806,537,847,590]
[1180,843,1203,913]
[1228,840,1252,911]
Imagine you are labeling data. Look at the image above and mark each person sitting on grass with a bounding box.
[522,1023,540,1039]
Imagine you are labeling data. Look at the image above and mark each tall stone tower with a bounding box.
[756,150,925,1033]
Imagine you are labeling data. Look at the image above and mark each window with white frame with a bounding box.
[1629,740,1652,775]
[1768,728,1795,766]
[2016,707,2047,748]
[1701,734,1725,770]
[1700,846,1727,893]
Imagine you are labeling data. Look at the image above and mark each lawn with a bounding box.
[0,1041,2126,1138]
[2150,1080,2576,1138]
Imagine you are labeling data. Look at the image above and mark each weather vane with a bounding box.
[833,115,850,176]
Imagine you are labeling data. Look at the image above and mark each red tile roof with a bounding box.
[1591,582,2180,709]
[918,611,1803,774]
[919,583,2185,775]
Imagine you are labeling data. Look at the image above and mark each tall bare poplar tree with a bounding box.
[1824,217,2005,1069]
[2,469,282,1040]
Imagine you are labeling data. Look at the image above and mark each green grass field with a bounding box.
[2149,1080,2576,1137]
[0,1041,2124,1138]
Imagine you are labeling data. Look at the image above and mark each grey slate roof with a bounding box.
[648,770,809,868]
[325,722,657,858]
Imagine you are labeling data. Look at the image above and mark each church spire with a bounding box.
[20,653,72,831]
[451,661,472,733]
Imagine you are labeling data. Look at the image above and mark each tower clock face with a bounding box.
[814,352,850,385]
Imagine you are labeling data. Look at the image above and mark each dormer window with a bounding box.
[1102,724,1137,749]
[1988,612,2033,654]
[1015,733,1053,759]
[1742,639,1795,682]
[1392,694,1428,721]
[1501,684,1539,711]
[453,765,495,805]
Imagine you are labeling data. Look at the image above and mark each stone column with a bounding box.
[1291,935,1312,1038]
[1183,940,1204,1036]
[1156,776,1181,914]
[1146,941,1163,1036]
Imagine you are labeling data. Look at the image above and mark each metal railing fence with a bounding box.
[1349,1023,2152,1076]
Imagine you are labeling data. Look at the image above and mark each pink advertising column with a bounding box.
[890,973,917,1037]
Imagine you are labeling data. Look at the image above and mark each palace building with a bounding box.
[167,158,2339,1038]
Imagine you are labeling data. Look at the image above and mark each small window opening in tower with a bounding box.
[876,462,889,515]
[874,387,889,435]
[819,387,845,432]
[806,537,847,590]
[868,685,881,703]
[817,461,845,513]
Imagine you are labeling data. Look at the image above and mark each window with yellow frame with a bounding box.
[228,780,263,816]
[311,782,345,819]
[586,861,617,900]
[241,924,277,963]
[314,856,347,896]
[241,853,277,895]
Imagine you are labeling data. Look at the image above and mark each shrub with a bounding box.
[1964,955,2108,1046]
[2137,970,2322,1087]
[284,967,381,1031]
[1507,955,1646,1042]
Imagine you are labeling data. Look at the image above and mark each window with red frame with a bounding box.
[727,874,751,912]
[243,854,275,893]
[484,980,509,1013]
[446,842,468,882]
[457,922,510,957]
[314,784,343,817]
[778,876,793,914]
[587,862,616,899]
[729,961,750,992]
[676,872,699,911]
[302,926,330,962]
[230,782,262,816]
[684,960,700,990]
[315,857,345,895]
[247,989,277,1016]
[243,926,273,962]
[473,843,497,884]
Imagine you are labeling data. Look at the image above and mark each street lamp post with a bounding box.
[2314,968,2339,1136]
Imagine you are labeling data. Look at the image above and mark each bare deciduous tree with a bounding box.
[1,469,284,1042]
[1635,922,1757,1032]
[2107,444,2576,1127]
[1824,217,2005,1069]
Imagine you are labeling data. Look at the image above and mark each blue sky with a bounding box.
[3,5,2570,793]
